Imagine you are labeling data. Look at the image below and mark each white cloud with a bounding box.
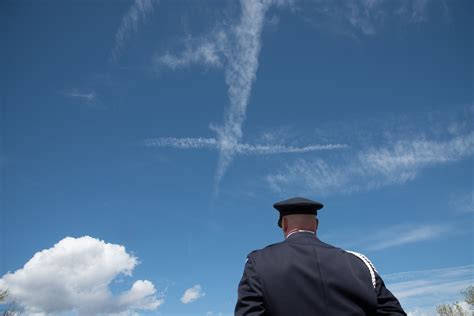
[206,312,225,316]
[151,0,453,191]
[360,133,474,177]
[180,284,205,304]
[383,265,473,313]
[450,190,474,214]
[156,0,294,190]
[62,88,105,109]
[267,132,474,195]
[396,0,437,24]
[367,224,448,251]
[144,136,347,154]
[235,142,347,154]
[211,0,275,189]
[111,0,156,62]
[158,32,226,70]
[333,223,450,253]
[0,236,164,315]
[145,137,218,149]
[300,0,447,39]
[64,89,97,102]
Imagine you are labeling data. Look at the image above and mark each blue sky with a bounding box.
[1,0,473,315]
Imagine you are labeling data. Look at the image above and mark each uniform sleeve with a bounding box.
[234,254,266,316]
[375,272,407,315]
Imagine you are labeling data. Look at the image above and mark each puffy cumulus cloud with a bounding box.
[0,236,164,315]
[180,284,205,304]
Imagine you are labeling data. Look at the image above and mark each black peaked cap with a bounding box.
[273,197,324,228]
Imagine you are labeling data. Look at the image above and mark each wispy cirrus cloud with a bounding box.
[149,0,453,192]
[111,0,157,62]
[267,132,474,195]
[332,223,451,253]
[300,0,448,39]
[383,265,473,314]
[63,89,97,102]
[367,224,449,251]
[180,284,205,304]
[206,312,226,316]
[0,236,164,315]
[145,137,218,149]
[158,33,225,70]
[144,137,347,155]
[62,88,103,108]
[450,190,474,214]
[155,0,293,191]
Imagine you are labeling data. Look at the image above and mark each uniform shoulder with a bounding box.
[345,250,378,272]
[344,250,378,288]
[246,241,285,258]
[317,238,345,250]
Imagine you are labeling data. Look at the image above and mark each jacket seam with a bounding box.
[249,253,270,315]
[312,246,330,315]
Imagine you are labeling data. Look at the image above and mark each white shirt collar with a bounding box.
[286,229,315,239]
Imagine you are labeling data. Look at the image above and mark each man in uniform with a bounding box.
[235,197,406,315]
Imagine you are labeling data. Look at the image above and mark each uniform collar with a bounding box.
[286,229,315,239]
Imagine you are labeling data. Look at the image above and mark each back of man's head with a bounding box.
[282,214,318,237]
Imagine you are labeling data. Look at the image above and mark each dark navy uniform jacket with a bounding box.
[235,232,406,315]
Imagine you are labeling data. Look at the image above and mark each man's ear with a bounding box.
[282,216,288,232]
[315,218,319,231]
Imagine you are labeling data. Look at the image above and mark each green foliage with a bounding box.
[436,286,473,316]
[436,303,468,316]
[2,308,16,316]
[0,290,6,303]
[461,286,474,306]
[0,290,23,316]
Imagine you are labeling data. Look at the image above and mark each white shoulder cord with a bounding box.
[346,251,378,289]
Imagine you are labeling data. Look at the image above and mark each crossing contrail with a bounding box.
[144,137,348,155]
